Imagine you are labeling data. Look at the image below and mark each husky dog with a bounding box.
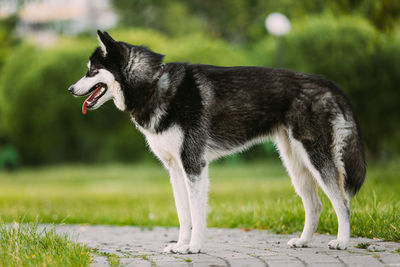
[68,31,366,253]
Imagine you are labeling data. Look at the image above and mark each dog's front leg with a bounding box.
[174,166,209,254]
[163,166,192,253]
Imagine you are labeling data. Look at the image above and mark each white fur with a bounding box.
[71,68,126,111]
[163,165,192,252]
[286,129,350,250]
[158,72,170,91]
[178,168,209,253]
[136,124,209,253]
[145,126,193,253]
[137,125,192,253]
[146,73,170,132]
[331,114,353,179]
[147,107,166,132]
[274,129,322,248]
[111,82,126,111]
[139,125,184,170]
[97,34,107,56]
[205,136,269,162]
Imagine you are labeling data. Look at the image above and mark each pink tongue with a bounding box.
[82,86,103,114]
[82,101,88,114]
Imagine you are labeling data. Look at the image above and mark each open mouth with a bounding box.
[82,83,107,114]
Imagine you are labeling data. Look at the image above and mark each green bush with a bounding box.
[111,28,250,66]
[1,22,399,165]
[0,31,253,165]
[255,15,400,157]
[0,15,18,72]
[0,40,146,165]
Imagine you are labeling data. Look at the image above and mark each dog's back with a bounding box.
[171,64,365,199]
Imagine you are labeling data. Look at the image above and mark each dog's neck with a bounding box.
[142,64,166,104]
[129,64,169,130]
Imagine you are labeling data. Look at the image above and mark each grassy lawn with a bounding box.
[0,222,91,266]
[0,160,399,242]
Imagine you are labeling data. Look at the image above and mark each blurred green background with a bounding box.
[0,0,399,167]
[0,0,399,242]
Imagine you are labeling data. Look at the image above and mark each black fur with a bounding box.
[69,31,367,251]
[89,32,366,194]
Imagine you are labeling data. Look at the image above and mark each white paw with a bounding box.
[328,239,348,250]
[163,243,180,253]
[287,237,309,248]
[174,243,202,254]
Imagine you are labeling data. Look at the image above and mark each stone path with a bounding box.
[55,225,400,267]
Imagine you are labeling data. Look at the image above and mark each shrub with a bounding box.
[0,31,252,165]
[1,23,399,165]
[255,15,400,157]
[0,41,147,165]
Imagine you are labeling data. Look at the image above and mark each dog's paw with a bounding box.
[174,244,202,254]
[328,239,348,250]
[163,243,180,253]
[187,243,202,254]
[174,244,190,254]
[287,237,309,248]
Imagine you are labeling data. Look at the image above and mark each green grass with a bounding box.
[355,242,370,249]
[0,222,91,266]
[93,250,120,267]
[0,160,399,241]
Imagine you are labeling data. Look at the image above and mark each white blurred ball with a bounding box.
[265,13,291,36]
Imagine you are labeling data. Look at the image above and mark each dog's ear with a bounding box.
[97,30,116,56]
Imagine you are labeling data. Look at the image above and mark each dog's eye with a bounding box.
[86,68,99,77]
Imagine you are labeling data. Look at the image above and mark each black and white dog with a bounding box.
[68,31,366,253]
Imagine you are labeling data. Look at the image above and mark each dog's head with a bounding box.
[68,30,164,113]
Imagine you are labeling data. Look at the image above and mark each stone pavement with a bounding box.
[55,225,400,267]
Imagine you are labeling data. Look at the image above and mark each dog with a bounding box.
[68,31,366,253]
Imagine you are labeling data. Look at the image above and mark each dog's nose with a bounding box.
[68,86,74,93]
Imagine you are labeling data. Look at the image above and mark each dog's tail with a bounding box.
[327,82,366,198]
[343,120,366,198]
[333,109,366,198]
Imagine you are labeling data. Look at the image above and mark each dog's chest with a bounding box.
[139,125,184,167]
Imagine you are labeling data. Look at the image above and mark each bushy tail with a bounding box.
[343,123,366,198]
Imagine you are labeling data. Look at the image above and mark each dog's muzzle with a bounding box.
[68,85,75,94]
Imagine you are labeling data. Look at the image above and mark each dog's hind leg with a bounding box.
[163,165,192,253]
[323,172,351,250]
[289,134,350,250]
[310,167,350,249]
[275,130,322,248]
